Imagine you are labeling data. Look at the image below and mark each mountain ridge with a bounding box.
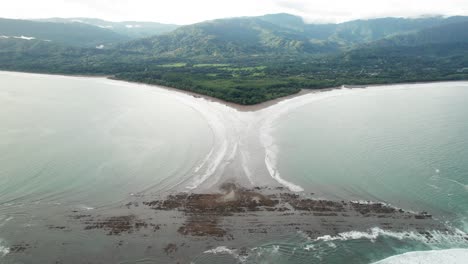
[0,18,128,47]
[34,17,180,38]
[0,13,467,104]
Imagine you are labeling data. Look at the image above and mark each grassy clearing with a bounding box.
[157,62,187,68]
[193,63,230,67]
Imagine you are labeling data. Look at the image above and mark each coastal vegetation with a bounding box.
[0,14,467,104]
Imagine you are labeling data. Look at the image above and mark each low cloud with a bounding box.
[0,0,467,24]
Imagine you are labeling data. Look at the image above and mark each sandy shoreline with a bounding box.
[1,70,467,112]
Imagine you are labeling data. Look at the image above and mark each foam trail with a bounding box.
[99,79,231,190]
[184,87,367,191]
[264,141,304,192]
[433,176,468,191]
[0,239,9,257]
[142,84,371,191]
[193,148,214,173]
[258,88,362,192]
[187,141,228,189]
[0,216,13,228]
[240,150,254,185]
[100,81,456,192]
[148,88,237,190]
[373,249,468,264]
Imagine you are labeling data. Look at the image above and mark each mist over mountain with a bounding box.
[34,17,180,38]
[0,18,128,47]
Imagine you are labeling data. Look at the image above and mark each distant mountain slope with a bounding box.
[120,16,340,58]
[35,18,180,38]
[0,14,467,105]
[0,18,128,47]
[0,37,151,74]
[326,16,468,45]
[120,14,468,58]
[373,21,468,47]
[259,14,468,45]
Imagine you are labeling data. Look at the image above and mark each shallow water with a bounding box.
[0,72,214,208]
[0,72,467,263]
[274,83,468,226]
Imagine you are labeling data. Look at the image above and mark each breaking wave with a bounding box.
[0,239,9,257]
[202,246,248,263]
[373,248,468,264]
[312,227,468,245]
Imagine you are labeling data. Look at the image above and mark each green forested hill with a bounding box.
[373,21,468,47]
[120,17,340,57]
[120,14,468,58]
[325,16,468,45]
[0,14,467,104]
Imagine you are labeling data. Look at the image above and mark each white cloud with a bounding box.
[0,0,467,24]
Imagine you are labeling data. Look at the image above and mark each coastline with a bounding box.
[1,70,467,112]
[2,70,468,263]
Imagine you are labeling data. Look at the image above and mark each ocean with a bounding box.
[0,71,467,263]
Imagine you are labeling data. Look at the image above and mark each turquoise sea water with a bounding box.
[241,83,468,263]
[274,84,468,227]
[1,72,467,263]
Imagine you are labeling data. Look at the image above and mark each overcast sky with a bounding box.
[1,0,467,24]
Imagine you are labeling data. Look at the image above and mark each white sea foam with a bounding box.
[258,88,360,192]
[0,239,9,257]
[240,150,254,185]
[204,246,236,254]
[264,145,304,192]
[77,205,94,210]
[373,248,468,264]
[271,245,280,253]
[313,227,468,245]
[187,140,228,189]
[260,121,303,192]
[99,79,239,190]
[303,244,315,251]
[146,84,362,191]
[204,246,248,262]
[0,216,13,228]
[193,148,214,173]
[182,86,371,191]
[0,35,35,40]
[14,35,36,40]
[99,80,468,193]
